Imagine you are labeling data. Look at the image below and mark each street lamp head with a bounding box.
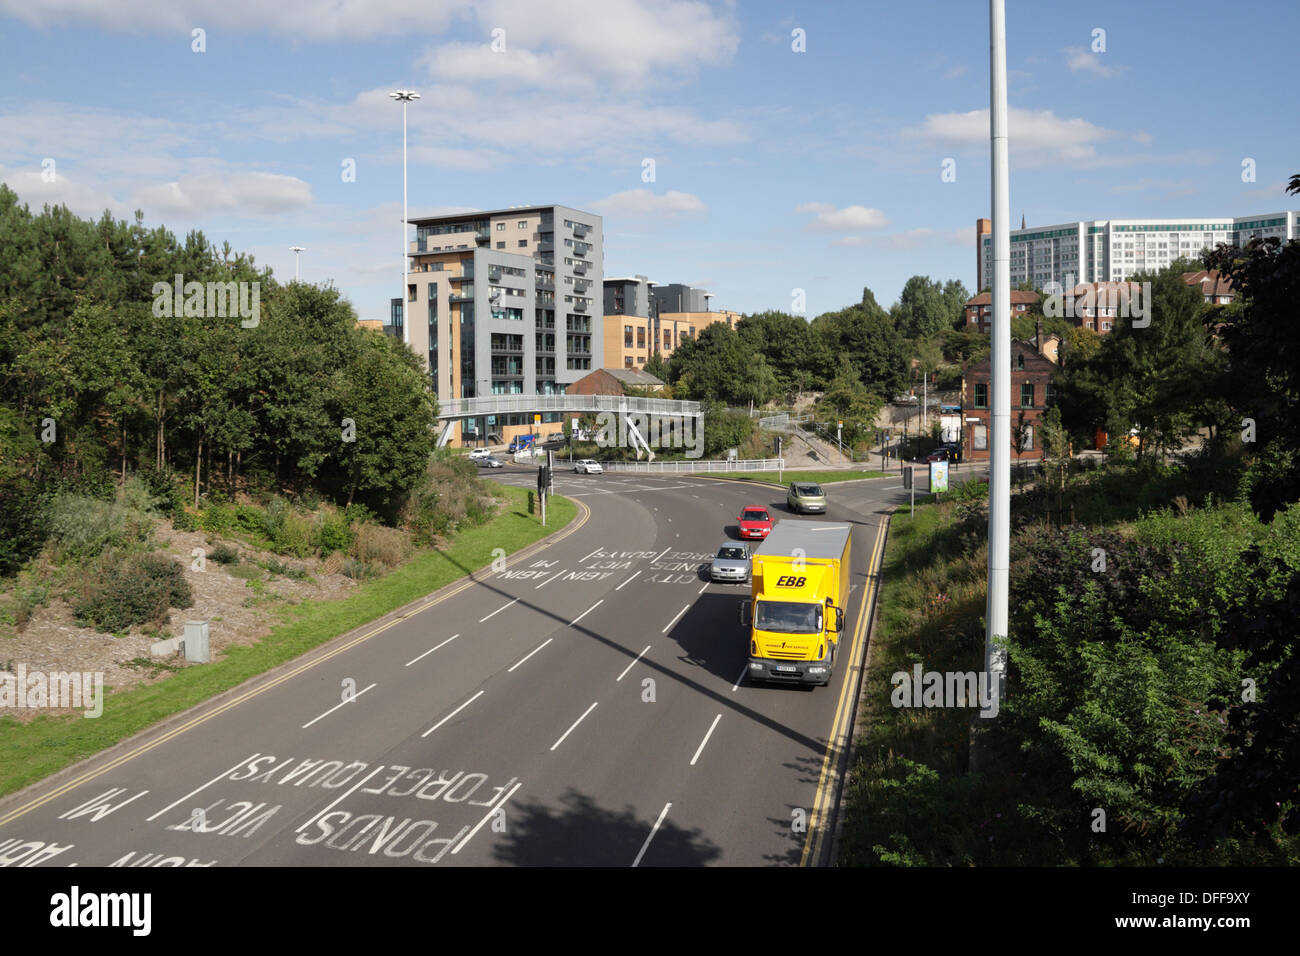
[389,90,421,102]
[289,246,305,253]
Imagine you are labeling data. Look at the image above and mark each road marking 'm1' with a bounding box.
[632,802,672,867]
[422,690,486,738]
[550,702,598,751]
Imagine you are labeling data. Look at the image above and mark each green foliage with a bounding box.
[403,455,501,546]
[171,509,198,532]
[73,552,192,633]
[209,543,240,565]
[890,276,970,339]
[314,511,354,555]
[0,478,51,576]
[48,492,151,560]
[198,503,236,535]
[701,403,755,458]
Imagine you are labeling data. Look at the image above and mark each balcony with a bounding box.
[535,277,554,291]
[572,222,590,239]
[573,242,589,257]
[573,261,588,275]
[449,292,474,303]
[574,280,591,294]
[573,300,589,312]
[488,268,502,282]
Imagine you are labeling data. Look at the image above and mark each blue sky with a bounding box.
[1,0,1297,321]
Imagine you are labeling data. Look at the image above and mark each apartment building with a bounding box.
[976,212,1300,292]
[963,290,1040,332]
[394,204,603,443]
[602,278,740,369]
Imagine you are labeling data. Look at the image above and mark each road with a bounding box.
[0,467,916,867]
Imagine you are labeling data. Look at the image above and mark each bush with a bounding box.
[350,522,409,568]
[209,543,240,565]
[48,493,151,560]
[228,562,263,581]
[73,553,192,633]
[172,509,198,532]
[199,503,236,535]
[314,512,354,555]
[13,582,51,631]
[0,478,51,576]
[273,512,315,558]
[341,558,378,580]
[133,466,188,516]
[233,504,265,536]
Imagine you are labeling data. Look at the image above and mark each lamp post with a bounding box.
[289,246,304,282]
[389,89,420,347]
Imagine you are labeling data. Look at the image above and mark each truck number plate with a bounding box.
[775,665,798,673]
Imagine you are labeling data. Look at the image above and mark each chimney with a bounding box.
[1036,316,1043,354]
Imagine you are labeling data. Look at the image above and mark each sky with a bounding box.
[1,0,1297,322]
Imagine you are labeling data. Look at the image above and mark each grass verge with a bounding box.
[0,485,577,798]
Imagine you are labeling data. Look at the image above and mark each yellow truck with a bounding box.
[739,521,851,687]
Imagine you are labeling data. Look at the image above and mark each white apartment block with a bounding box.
[977,212,1300,292]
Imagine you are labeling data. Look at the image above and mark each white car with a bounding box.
[574,459,603,474]
[468,447,491,461]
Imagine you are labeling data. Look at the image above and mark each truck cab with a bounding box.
[507,434,537,453]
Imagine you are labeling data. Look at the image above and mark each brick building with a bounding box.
[960,335,1058,463]
[963,290,1040,332]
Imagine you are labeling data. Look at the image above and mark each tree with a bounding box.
[810,295,908,398]
[891,275,954,340]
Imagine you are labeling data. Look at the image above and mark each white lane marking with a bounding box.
[422,690,486,737]
[617,645,652,681]
[147,752,261,822]
[580,548,601,563]
[302,682,377,729]
[731,663,747,692]
[569,599,603,627]
[294,765,386,834]
[652,547,671,563]
[451,781,522,855]
[550,701,598,751]
[698,583,708,594]
[662,604,690,633]
[690,714,722,766]
[632,802,672,867]
[534,569,564,589]
[508,638,552,672]
[406,633,460,667]
[615,570,641,591]
[479,598,518,623]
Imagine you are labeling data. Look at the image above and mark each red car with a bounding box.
[737,505,773,540]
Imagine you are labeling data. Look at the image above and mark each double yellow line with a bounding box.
[0,500,590,829]
[798,516,888,867]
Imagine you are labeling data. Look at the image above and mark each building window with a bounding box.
[518,240,527,247]
[974,383,988,409]
[518,220,527,228]
[1016,353,1025,370]
[974,424,988,450]
[1020,383,1035,407]
[496,222,505,231]
[408,284,416,303]
[496,242,505,249]
[624,325,633,348]
[625,356,634,368]
[636,328,645,348]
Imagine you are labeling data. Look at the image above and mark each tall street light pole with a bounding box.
[985,0,1011,715]
[289,246,304,282]
[389,89,420,347]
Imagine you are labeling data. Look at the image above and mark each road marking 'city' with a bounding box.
[617,645,652,682]
[550,702,598,751]
[690,714,722,766]
[146,753,261,822]
[508,639,552,673]
[632,802,672,868]
[569,599,603,627]
[480,599,518,623]
[301,682,377,729]
[422,690,486,737]
[615,570,641,591]
[406,634,460,667]
[662,604,690,633]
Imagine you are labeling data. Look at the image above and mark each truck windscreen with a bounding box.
[755,601,822,634]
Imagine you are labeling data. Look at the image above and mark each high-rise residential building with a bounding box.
[602,278,740,370]
[401,204,602,442]
[976,212,1300,292]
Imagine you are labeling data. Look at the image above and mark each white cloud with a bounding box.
[130,172,313,217]
[797,203,888,232]
[830,236,867,247]
[903,106,1147,169]
[944,65,969,79]
[589,188,704,217]
[1063,47,1124,78]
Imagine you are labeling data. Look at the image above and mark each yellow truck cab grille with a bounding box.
[766,647,806,659]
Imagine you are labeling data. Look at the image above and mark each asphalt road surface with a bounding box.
[0,466,933,867]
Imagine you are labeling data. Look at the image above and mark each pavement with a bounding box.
[0,466,918,867]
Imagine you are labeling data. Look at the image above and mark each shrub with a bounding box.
[13,582,51,631]
[343,503,376,525]
[314,512,354,555]
[209,543,240,565]
[341,558,378,580]
[199,503,236,535]
[48,493,151,560]
[172,509,198,532]
[273,511,315,558]
[73,553,192,633]
[0,478,51,576]
[133,466,187,516]
[350,522,408,568]
[233,504,265,536]
[228,562,263,581]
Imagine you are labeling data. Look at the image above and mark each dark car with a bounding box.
[925,447,951,463]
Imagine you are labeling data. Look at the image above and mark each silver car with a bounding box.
[710,542,751,583]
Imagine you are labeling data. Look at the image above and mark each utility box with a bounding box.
[183,621,210,663]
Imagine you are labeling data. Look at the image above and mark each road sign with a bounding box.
[903,465,913,490]
[534,414,541,424]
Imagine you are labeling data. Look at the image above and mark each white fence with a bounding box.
[757,413,812,430]
[606,458,785,474]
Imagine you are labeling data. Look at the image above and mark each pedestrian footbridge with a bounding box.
[435,394,702,448]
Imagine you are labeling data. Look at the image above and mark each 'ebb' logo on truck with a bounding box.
[776,576,806,588]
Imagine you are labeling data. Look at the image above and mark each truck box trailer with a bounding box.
[740,520,852,687]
